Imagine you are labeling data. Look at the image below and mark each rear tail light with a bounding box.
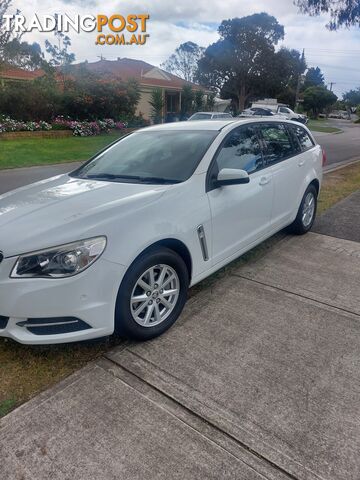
[322,148,327,167]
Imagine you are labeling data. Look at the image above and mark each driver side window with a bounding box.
[215,126,264,174]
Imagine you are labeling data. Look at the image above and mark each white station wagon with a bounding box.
[0,119,324,344]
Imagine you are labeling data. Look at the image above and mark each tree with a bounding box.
[197,13,285,111]
[303,67,325,89]
[0,0,23,63]
[180,85,194,119]
[194,90,205,111]
[264,48,307,107]
[303,85,337,117]
[45,15,75,67]
[295,0,360,29]
[1,39,46,70]
[343,87,360,108]
[149,88,164,124]
[161,42,204,83]
[205,93,216,111]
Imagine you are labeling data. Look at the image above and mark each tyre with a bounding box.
[115,247,189,340]
[287,184,317,235]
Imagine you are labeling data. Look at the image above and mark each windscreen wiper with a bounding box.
[84,173,180,184]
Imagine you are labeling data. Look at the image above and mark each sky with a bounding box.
[10,0,360,98]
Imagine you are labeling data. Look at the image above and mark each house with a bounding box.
[66,58,207,121]
[0,58,209,121]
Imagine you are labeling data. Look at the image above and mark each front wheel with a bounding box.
[115,247,189,340]
[287,184,317,235]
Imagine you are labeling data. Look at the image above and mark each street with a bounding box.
[0,120,359,196]
[314,119,360,168]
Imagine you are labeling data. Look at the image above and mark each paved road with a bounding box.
[313,119,360,169]
[0,162,80,195]
[2,231,360,480]
[0,120,358,195]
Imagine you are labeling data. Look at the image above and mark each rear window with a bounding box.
[290,125,314,151]
[260,124,296,165]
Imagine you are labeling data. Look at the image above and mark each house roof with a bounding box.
[66,58,206,91]
[0,65,44,81]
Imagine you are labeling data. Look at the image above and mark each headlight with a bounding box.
[11,236,107,278]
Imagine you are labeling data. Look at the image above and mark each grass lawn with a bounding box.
[308,119,342,134]
[0,133,122,170]
[1,161,360,418]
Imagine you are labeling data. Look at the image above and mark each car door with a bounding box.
[258,122,303,229]
[207,124,274,265]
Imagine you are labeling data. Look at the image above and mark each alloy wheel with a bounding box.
[302,191,315,228]
[130,264,180,327]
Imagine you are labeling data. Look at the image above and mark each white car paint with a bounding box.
[0,118,322,344]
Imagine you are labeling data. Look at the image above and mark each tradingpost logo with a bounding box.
[2,13,150,46]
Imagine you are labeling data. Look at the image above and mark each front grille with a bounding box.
[0,315,9,329]
[16,317,91,335]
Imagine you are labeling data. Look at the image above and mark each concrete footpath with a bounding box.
[1,206,360,478]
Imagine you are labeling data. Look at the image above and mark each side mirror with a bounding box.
[215,168,250,187]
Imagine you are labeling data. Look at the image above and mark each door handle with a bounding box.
[298,159,306,166]
[259,177,270,186]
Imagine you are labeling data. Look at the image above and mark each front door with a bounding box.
[207,125,274,266]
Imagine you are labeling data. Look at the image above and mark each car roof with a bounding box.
[137,118,311,133]
[141,119,236,131]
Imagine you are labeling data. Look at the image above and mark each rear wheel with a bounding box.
[115,248,189,340]
[288,184,317,235]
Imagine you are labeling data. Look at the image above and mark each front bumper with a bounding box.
[0,256,126,344]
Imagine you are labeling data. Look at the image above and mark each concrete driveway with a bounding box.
[1,225,360,479]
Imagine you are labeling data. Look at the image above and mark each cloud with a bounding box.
[10,0,360,97]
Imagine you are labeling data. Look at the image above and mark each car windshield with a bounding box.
[72,130,217,184]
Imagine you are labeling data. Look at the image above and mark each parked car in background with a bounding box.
[239,107,280,117]
[0,118,323,345]
[188,112,233,120]
[251,99,308,124]
[328,111,350,120]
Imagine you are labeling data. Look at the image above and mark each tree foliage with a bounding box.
[1,39,46,70]
[180,85,194,118]
[45,15,75,67]
[343,87,360,107]
[161,42,205,83]
[197,13,285,111]
[0,70,141,121]
[0,0,21,53]
[303,66,325,89]
[149,88,164,124]
[303,85,337,117]
[295,0,360,29]
[194,90,205,111]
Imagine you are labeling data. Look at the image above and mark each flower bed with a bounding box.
[0,116,127,137]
